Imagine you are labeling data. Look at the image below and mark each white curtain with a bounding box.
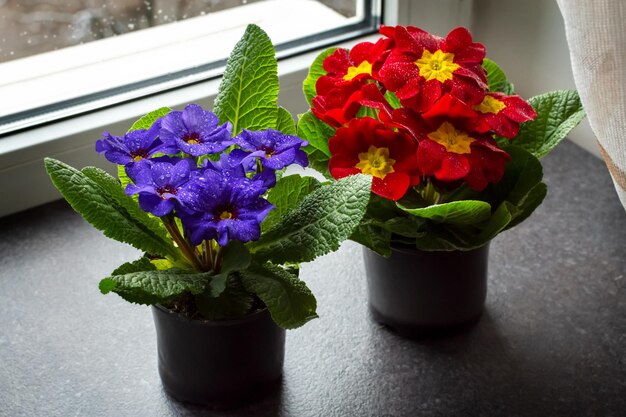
[557,0,626,210]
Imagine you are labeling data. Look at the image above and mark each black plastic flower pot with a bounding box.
[151,305,285,407]
[363,242,490,338]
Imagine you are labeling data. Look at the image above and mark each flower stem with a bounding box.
[162,215,205,271]
[213,245,223,273]
[421,180,441,205]
[202,240,215,271]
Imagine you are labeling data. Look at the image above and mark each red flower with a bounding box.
[328,117,420,200]
[469,92,537,138]
[416,121,510,190]
[316,38,391,96]
[378,26,487,112]
[311,82,364,128]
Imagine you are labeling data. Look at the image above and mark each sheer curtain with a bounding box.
[557,0,626,210]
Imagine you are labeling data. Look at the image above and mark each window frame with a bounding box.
[0,0,381,136]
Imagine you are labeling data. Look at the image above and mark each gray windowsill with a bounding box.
[0,140,624,416]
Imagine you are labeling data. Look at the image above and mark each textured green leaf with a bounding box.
[276,106,296,135]
[514,90,586,158]
[119,107,172,188]
[195,273,254,320]
[397,200,492,225]
[111,257,156,276]
[239,263,317,329]
[213,24,278,134]
[250,174,372,263]
[81,167,174,250]
[297,110,334,177]
[99,269,209,305]
[262,174,321,232]
[482,58,514,94]
[303,47,337,105]
[45,158,179,258]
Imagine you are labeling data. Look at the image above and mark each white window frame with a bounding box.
[0,0,473,217]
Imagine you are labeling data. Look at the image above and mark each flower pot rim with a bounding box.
[152,304,270,327]
[387,240,491,255]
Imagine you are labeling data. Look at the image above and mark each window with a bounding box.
[0,0,380,135]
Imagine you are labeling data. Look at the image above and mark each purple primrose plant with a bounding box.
[44,25,371,328]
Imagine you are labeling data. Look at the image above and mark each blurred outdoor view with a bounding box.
[0,0,357,63]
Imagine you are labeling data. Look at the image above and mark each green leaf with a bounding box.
[297,110,335,177]
[81,166,174,251]
[249,174,372,263]
[381,217,426,237]
[303,47,337,105]
[482,58,514,94]
[262,174,321,231]
[120,107,172,188]
[219,240,252,274]
[477,201,519,244]
[45,158,179,259]
[213,24,279,134]
[198,241,252,298]
[489,146,543,205]
[349,222,392,257]
[506,182,547,230]
[111,257,156,276]
[514,90,586,158]
[275,106,296,135]
[99,269,209,305]
[128,107,171,132]
[397,200,492,225]
[239,263,317,329]
[195,273,254,320]
[484,146,547,229]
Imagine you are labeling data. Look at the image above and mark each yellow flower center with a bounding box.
[415,49,459,83]
[355,145,396,179]
[184,132,201,144]
[219,211,233,220]
[428,122,475,154]
[343,60,373,81]
[475,95,506,114]
[133,155,144,162]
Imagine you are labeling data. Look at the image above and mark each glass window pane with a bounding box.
[0,0,377,134]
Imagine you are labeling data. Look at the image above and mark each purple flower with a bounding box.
[178,170,274,246]
[233,129,309,170]
[202,152,249,180]
[125,159,194,217]
[203,151,276,191]
[95,120,177,165]
[160,104,233,157]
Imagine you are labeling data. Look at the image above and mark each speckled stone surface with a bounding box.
[1,140,624,417]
